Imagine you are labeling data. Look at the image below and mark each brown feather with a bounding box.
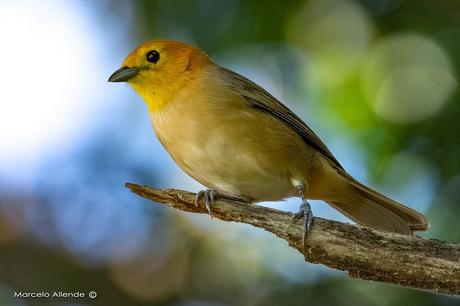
[220,67,344,171]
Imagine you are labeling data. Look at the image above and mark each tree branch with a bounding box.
[125,183,460,295]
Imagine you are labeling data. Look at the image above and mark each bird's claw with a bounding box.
[195,189,219,219]
[286,200,313,247]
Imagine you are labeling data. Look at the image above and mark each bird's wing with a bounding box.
[221,67,343,171]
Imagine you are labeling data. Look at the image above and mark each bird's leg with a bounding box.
[287,181,313,247]
[195,189,219,219]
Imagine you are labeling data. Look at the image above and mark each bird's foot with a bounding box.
[195,189,219,219]
[287,200,313,247]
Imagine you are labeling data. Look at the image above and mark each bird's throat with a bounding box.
[129,82,168,112]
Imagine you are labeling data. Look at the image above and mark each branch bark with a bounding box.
[125,183,460,295]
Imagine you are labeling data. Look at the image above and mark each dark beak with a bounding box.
[108,66,139,82]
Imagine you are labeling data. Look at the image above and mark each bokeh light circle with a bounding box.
[362,34,457,123]
[287,0,373,85]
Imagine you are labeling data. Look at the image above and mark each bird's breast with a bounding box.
[149,84,311,201]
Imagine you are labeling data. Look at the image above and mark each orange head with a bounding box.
[108,40,212,111]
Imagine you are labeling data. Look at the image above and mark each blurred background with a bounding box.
[0,0,459,305]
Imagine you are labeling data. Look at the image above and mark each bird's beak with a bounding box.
[108,66,139,82]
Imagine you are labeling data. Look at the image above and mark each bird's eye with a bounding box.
[146,50,160,64]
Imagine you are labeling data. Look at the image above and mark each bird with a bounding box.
[108,40,429,242]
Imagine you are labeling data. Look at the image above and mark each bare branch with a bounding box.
[125,183,460,295]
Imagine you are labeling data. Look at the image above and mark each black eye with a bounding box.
[146,50,160,63]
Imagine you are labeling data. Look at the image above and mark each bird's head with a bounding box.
[108,40,212,111]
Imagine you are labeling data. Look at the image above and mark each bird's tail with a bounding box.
[327,178,429,235]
